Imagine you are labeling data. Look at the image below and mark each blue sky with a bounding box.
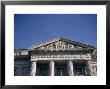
[14,14,97,49]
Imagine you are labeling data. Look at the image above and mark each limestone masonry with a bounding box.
[14,38,97,76]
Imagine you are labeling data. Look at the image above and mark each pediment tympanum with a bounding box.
[30,38,95,50]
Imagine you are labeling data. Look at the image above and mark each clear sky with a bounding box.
[14,14,97,49]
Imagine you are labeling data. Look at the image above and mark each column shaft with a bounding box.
[30,62,36,76]
[50,60,54,76]
[86,61,93,76]
[68,60,74,76]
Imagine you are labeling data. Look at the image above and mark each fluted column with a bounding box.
[68,60,74,76]
[49,60,54,76]
[30,62,36,76]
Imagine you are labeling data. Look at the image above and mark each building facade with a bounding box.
[14,38,97,76]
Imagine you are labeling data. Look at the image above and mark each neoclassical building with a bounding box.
[14,38,97,76]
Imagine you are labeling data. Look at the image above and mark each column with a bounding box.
[68,60,74,76]
[86,61,93,76]
[30,62,36,76]
[49,60,54,76]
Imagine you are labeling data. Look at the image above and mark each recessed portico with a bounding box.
[30,48,92,76]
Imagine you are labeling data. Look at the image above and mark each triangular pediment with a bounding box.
[30,38,95,50]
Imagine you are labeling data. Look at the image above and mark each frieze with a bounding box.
[31,54,91,60]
